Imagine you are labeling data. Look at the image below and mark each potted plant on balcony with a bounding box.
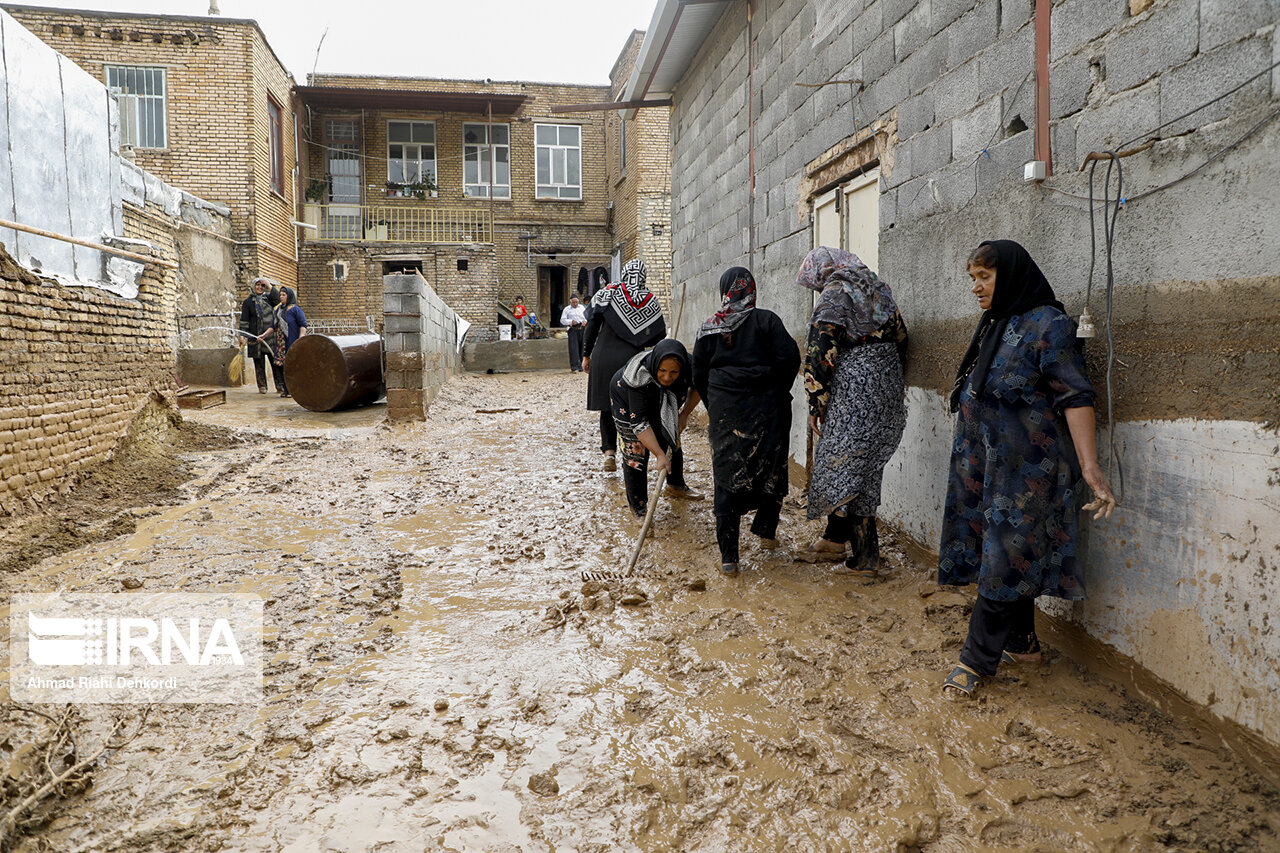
[385,174,436,200]
[305,175,331,203]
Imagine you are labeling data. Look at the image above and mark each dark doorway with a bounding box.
[539,265,568,327]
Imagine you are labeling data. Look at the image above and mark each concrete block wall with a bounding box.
[668,0,1280,747]
[382,272,463,422]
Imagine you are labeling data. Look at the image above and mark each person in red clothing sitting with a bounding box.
[512,296,529,340]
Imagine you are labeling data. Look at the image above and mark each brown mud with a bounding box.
[0,394,249,576]
[2,374,1278,852]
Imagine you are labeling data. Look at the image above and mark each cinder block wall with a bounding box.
[382,272,463,422]
[668,0,1280,747]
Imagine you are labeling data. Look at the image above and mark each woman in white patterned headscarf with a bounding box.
[582,260,666,471]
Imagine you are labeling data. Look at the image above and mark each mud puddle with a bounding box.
[1,373,1277,852]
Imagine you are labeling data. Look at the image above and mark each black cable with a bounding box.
[1085,152,1125,504]
[1117,57,1280,151]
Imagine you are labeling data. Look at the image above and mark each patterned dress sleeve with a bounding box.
[804,322,844,419]
[1037,311,1096,410]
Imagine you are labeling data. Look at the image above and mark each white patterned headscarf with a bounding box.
[590,259,664,343]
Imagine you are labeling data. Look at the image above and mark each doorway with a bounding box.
[539,265,568,327]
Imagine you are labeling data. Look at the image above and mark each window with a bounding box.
[536,124,581,200]
[326,119,361,204]
[619,117,627,170]
[387,121,437,195]
[463,123,510,198]
[105,65,166,149]
[267,96,284,195]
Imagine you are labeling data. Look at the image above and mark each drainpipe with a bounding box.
[1034,0,1053,175]
[747,0,756,269]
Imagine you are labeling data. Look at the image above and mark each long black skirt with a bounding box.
[706,387,792,517]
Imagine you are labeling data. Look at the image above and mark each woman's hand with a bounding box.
[809,413,823,437]
[582,356,590,374]
[655,452,672,474]
[1080,463,1117,521]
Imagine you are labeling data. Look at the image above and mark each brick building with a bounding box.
[296,75,615,340]
[5,4,300,293]
[605,30,674,319]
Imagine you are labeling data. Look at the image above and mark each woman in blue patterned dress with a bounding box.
[939,240,1116,698]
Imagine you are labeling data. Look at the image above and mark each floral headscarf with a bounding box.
[797,247,901,340]
[697,266,757,340]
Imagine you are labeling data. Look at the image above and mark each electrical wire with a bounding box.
[1116,57,1280,151]
[1086,152,1125,503]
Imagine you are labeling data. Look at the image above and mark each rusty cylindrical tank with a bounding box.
[283,333,384,412]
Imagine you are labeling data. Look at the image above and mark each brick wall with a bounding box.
[0,205,178,515]
[296,76,616,344]
[606,30,674,317]
[6,6,298,293]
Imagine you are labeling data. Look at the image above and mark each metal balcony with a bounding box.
[301,203,493,244]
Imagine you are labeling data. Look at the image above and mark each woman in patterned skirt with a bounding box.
[939,240,1116,698]
[798,247,908,575]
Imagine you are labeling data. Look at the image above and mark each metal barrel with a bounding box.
[283,333,384,412]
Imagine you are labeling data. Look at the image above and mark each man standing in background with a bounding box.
[561,294,587,372]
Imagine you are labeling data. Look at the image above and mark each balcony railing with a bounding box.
[301,203,492,244]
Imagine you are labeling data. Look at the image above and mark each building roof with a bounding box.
[295,85,529,115]
[0,3,294,84]
[621,0,733,115]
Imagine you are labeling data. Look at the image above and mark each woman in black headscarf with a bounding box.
[798,247,908,575]
[692,267,800,575]
[939,240,1116,698]
[610,339,701,519]
[584,260,666,471]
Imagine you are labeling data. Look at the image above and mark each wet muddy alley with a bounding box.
[2,372,1278,852]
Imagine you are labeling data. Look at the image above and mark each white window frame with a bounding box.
[386,120,437,197]
[462,123,510,199]
[267,95,285,196]
[105,64,167,149]
[536,123,582,200]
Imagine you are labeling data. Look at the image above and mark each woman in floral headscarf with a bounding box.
[583,259,666,471]
[798,247,908,575]
[692,266,800,575]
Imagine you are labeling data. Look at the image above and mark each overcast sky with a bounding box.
[19,1,659,84]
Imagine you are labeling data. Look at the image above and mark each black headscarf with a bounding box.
[949,240,1064,412]
[620,338,692,440]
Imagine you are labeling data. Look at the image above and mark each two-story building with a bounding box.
[296,75,615,340]
[5,4,300,293]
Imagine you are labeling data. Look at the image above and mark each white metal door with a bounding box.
[812,188,840,251]
[843,168,880,272]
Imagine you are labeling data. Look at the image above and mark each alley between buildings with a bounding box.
[1,373,1277,852]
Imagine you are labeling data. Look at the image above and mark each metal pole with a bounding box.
[1034,0,1053,176]
[0,218,177,269]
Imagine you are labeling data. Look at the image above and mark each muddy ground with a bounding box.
[1,373,1278,852]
